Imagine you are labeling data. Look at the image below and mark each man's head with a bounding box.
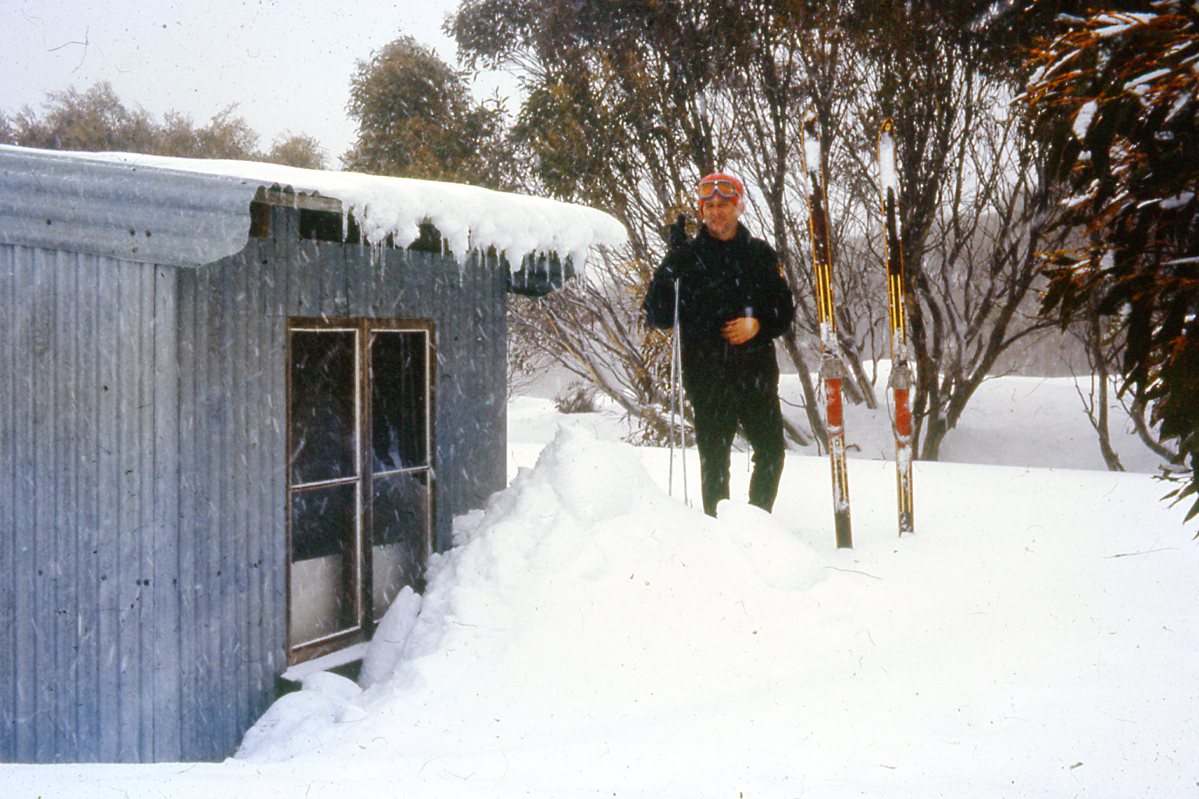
[697,172,746,213]
[697,172,744,241]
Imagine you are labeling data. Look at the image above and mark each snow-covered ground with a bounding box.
[512,367,1169,474]
[4,372,1197,798]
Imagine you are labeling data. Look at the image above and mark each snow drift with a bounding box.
[2,417,1195,797]
[238,427,825,763]
[223,426,1198,798]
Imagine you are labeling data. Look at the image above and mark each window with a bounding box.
[286,318,434,663]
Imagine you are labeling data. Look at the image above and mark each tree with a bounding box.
[155,106,259,160]
[5,82,158,153]
[454,0,1062,459]
[1026,1,1199,524]
[343,35,509,187]
[454,0,793,445]
[825,0,1079,459]
[457,0,864,447]
[508,258,681,444]
[2,81,328,169]
[266,132,329,170]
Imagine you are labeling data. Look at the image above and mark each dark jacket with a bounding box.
[644,223,794,386]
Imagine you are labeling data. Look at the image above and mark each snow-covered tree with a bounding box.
[1026,1,1199,523]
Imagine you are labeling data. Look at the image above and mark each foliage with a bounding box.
[1,81,328,168]
[553,382,600,414]
[1026,0,1199,523]
[342,36,510,187]
[264,132,328,170]
[507,256,683,445]
[155,107,259,160]
[3,82,159,153]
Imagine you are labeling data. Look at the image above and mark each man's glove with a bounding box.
[667,213,689,251]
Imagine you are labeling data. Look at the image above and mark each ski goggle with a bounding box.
[697,178,742,200]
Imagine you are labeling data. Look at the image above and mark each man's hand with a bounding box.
[721,316,760,345]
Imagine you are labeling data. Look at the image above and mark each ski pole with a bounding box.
[669,278,680,497]
[670,277,690,505]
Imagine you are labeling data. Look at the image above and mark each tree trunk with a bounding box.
[781,332,827,450]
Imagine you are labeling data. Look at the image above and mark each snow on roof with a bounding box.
[0,145,627,270]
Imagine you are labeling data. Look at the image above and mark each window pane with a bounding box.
[290,483,359,644]
[370,331,428,473]
[290,330,357,485]
[371,471,428,619]
[291,482,357,562]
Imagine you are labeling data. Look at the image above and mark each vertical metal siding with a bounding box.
[28,247,51,760]
[73,252,100,759]
[0,205,511,764]
[424,249,504,550]
[175,253,200,760]
[244,238,272,738]
[217,244,240,747]
[0,245,16,761]
[115,252,147,761]
[151,263,182,759]
[0,245,168,762]
[94,251,120,762]
[11,246,34,762]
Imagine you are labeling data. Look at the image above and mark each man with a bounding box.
[644,172,795,516]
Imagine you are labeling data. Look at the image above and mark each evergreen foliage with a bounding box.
[1027,0,1199,523]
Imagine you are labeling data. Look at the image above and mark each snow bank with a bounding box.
[221,425,1198,799]
[237,426,823,763]
[1,418,1196,797]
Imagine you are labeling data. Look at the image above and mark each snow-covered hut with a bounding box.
[0,145,624,763]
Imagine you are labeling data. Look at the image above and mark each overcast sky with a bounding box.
[0,0,508,163]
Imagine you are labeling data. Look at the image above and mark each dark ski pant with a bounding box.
[686,364,786,517]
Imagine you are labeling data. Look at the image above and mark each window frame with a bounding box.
[285,316,436,665]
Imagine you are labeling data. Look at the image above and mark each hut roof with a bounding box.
[0,145,626,269]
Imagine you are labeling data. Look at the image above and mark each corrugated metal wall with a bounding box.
[0,203,509,763]
[0,244,181,761]
[171,205,508,759]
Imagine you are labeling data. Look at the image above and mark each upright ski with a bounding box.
[800,116,852,549]
[877,118,915,535]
